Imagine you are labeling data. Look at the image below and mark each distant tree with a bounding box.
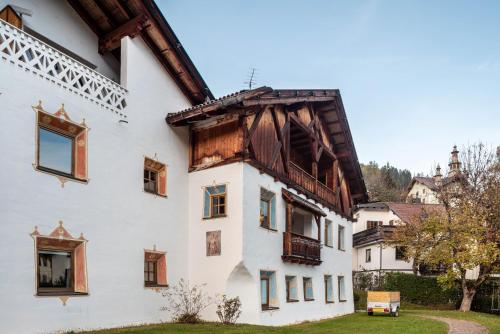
[360,162,412,202]
[388,143,500,311]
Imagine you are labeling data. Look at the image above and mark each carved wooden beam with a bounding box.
[98,14,149,54]
[243,108,264,158]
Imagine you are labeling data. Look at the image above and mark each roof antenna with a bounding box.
[244,67,257,90]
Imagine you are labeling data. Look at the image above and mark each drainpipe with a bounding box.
[379,242,383,288]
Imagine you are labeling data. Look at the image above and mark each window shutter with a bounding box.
[156,254,167,285]
[270,195,276,229]
[73,242,88,293]
[203,188,211,218]
[74,130,87,180]
[157,168,167,196]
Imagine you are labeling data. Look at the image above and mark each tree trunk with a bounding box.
[412,259,419,275]
[459,287,476,312]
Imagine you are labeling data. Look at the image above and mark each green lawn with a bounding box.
[409,310,500,334]
[74,312,447,334]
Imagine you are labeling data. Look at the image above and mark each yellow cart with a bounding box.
[367,291,400,317]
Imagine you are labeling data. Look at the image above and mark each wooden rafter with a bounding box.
[98,14,149,54]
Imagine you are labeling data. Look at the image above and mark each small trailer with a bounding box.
[367,291,400,317]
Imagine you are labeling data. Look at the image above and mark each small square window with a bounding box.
[365,248,371,262]
[144,260,157,286]
[35,109,88,181]
[204,185,227,219]
[38,250,72,291]
[303,277,314,301]
[144,250,168,287]
[144,157,167,196]
[260,271,278,310]
[395,246,406,261]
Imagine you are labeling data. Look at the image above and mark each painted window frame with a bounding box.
[203,184,227,219]
[143,157,167,197]
[37,126,76,179]
[144,249,168,288]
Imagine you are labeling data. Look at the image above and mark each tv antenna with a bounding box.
[244,68,258,90]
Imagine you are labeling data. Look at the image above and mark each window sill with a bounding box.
[261,306,280,311]
[37,291,88,297]
[339,299,347,303]
[260,225,278,232]
[326,301,335,304]
[338,248,345,252]
[145,284,169,288]
[304,298,315,302]
[143,189,168,198]
[324,244,333,248]
[203,215,227,220]
[35,165,88,184]
[286,299,299,303]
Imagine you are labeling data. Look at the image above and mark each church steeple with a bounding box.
[448,145,461,177]
[434,164,443,187]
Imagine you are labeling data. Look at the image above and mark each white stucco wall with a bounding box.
[406,182,439,204]
[0,24,192,334]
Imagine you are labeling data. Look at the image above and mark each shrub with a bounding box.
[216,295,242,324]
[161,279,212,323]
[381,273,461,307]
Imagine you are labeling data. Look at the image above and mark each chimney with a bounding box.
[448,145,461,178]
[434,164,442,187]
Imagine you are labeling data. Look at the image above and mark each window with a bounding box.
[38,250,72,292]
[144,250,167,287]
[338,276,346,302]
[367,221,382,229]
[365,248,371,262]
[33,222,88,296]
[144,157,167,196]
[338,225,345,251]
[204,185,227,218]
[260,188,276,230]
[395,246,406,261]
[303,277,314,301]
[260,271,278,310]
[285,276,298,302]
[389,220,394,226]
[35,107,88,181]
[324,275,334,303]
[324,219,333,247]
[144,169,157,193]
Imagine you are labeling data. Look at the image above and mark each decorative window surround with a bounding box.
[144,247,168,290]
[0,20,127,118]
[143,156,167,197]
[33,101,88,187]
[31,221,88,305]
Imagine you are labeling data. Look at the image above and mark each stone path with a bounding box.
[419,315,488,334]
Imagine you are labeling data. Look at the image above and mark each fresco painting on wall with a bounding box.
[206,231,221,256]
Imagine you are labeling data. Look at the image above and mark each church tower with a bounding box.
[448,145,461,178]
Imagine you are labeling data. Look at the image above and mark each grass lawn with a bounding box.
[409,310,500,334]
[75,312,447,334]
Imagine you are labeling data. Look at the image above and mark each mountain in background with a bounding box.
[360,162,412,202]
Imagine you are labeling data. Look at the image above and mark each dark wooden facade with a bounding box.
[170,87,367,218]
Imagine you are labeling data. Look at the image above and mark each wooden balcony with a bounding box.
[353,225,397,247]
[282,232,321,266]
[288,162,336,208]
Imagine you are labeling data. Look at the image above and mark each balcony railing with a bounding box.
[282,232,321,265]
[288,162,336,207]
[353,225,397,247]
[0,20,127,117]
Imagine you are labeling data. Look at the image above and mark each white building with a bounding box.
[406,146,462,204]
[0,1,368,333]
[352,202,443,280]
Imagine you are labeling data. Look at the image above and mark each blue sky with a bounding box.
[160,0,500,175]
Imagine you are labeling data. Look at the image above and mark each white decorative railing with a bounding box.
[0,20,127,117]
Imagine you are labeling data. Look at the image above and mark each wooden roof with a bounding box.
[167,87,368,202]
[67,0,213,104]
